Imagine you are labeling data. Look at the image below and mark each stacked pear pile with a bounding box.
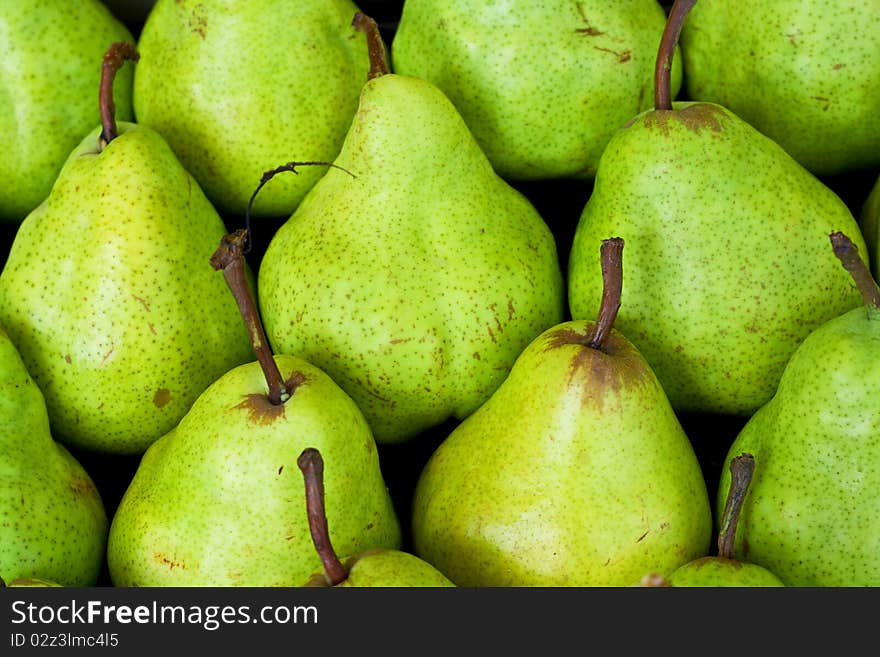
[1,0,878,588]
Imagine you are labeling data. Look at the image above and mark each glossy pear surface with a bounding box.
[0,123,254,454]
[0,0,134,223]
[0,327,107,586]
[411,320,712,586]
[717,306,880,586]
[391,0,680,180]
[665,557,784,587]
[305,548,455,588]
[133,0,369,218]
[258,72,564,444]
[681,0,880,176]
[568,102,867,416]
[107,354,402,586]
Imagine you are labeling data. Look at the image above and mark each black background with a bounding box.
[2,0,878,589]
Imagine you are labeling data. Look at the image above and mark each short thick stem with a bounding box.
[717,452,756,559]
[830,231,880,310]
[298,448,348,586]
[654,0,697,111]
[210,230,289,405]
[585,237,624,350]
[352,12,390,79]
[99,42,139,149]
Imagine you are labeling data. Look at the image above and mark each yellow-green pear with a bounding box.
[107,231,401,586]
[567,0,868,417]
[132,0,370,218]
[412,238,712,586]
[714,232,880,586]
[258,13,565,445]
[298,448,454,588]
[0,43,254,455]
[680,0,880,177]
[0,326,107,587]
[391,0,680,181]
[0,0,134,223]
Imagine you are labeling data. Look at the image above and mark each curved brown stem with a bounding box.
[98,42,139,149]
[352,12,390,80]
[830,231,880,309]
[210,230,290,405]
[297,448,348,586]
[717,452,756,559]
[586,237,624,350]
[654,0,697,111]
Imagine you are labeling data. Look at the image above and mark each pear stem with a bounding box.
[297,447,348,586]
[830,231,880,310]
[210,229,290,405]
[243,161,354,254]
[352,12,390,80]
[654,0,696,111]
[585,237,624,350]
[98,42,139,150]
[716,452,756,559]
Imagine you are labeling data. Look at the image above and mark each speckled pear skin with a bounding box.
[716,306,880,587]
[304,549,455,587]
[258,73,565,444]
[665,557,785,587]
[411,320,712,587]
[106,355,402,587]
[0,327,108,587]
[391,0,680,181]
[567,102,868,416]
[680,0,880,177]
[132,0,369,218]
[0,122,254,455]
[0,0,134,223]
[860,176,880,276]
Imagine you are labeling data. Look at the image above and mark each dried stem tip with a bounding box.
[298,447,348,586]
[830,231,880,309]
[585,237,625,350]
[352,12,390,79]
[716,452,756,559]
[99,41,139,148]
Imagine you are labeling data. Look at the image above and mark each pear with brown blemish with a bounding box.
[411,238,712,586]
[391,0,680,181]
[258,13,565,445]
[0,325,107,587]
[298,447,453,587]
[106,230,401,587]
[567,0,868,418]
[0,43,253,455]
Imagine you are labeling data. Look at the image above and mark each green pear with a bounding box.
[644,453,785,587]
[680,0,880,177]
[391,0,680,181]
[714,232,880,587]
[860,174,880,276]
[298,447,454,587]
[107,231,401,586]
[0,326,107,587]
[258,13,565,444]
[0,0,134,223]
[567,0,868,417]
[411,238,712,586]
[0,576,62,588]
[132,0,369,218]
[0,43,254,455]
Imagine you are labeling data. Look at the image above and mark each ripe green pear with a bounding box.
[0,120,254,455]
[132,0,370,218]
[107,357,402,587]
[715,233,880,586]
[0,0,134,223]
[391,0,680,180]
[0,326,107,587]
[680,0,880,176]
[412,239,712,586]
[568,1,867,416]
[258,14,565,444]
